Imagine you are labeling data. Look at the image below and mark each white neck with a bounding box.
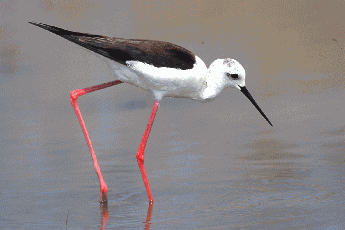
[198,63,227,101]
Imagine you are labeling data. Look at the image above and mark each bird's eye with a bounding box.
[227,73,239,79]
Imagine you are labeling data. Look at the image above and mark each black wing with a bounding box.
[29,22,196,70]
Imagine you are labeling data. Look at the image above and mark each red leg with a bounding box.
[136,100,160,204]
[70,80,122,203]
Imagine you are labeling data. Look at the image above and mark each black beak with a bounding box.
[239,86,273,126]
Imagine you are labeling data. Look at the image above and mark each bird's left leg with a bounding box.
[70,80,123,203]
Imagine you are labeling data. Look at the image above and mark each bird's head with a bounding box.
[208,58,273,127]
[210,58,246,90]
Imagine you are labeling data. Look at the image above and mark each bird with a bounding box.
[29,22,273,204]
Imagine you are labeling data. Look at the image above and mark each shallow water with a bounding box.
[1,1,345,229]
[1,82,344,229]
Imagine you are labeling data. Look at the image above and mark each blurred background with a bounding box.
[1,0,344,229]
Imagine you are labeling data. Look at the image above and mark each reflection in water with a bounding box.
[99,202,153,229]
[99,202,109,230]
[144,203,153,230]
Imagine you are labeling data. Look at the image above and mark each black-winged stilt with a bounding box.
[29,22,272,204]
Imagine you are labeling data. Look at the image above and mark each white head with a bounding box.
[207,58,246,90]
[204,58,272,126]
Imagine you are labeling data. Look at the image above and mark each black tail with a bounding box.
[28,22,99,38]
[28,22,117,62]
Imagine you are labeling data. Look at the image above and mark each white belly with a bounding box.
[103,55,208,101]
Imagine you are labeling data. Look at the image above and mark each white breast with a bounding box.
[103,55,208,101]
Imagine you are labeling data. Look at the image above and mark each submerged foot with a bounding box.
[100,191,108,203]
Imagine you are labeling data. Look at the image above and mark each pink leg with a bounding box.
[70,80,122,203]
[136,100,160,204]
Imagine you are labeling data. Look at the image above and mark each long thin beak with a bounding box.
[239,86,273,126]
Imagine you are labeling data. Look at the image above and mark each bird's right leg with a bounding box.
[136,100,160,204]
[70,80,123,203]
